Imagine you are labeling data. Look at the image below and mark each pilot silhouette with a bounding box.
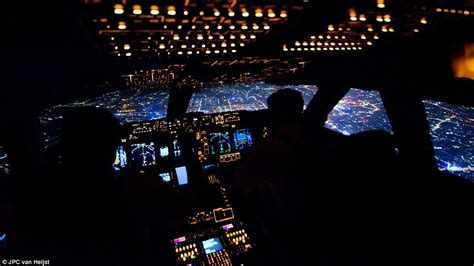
[229,88,306,265]
[41,107,132,265]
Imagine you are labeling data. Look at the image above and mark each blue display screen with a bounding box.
[202,237,223,254]
[423,100,473,181]
[113,146,127,171]
[233,128,253,151]
[175,166,189,185]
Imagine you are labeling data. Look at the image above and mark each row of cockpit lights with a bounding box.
[113,4,288,18]
[110,23,270,38]
[283,33,376,53]
[283,0,390,53]
[115,19,274,31]
[113,8,278,30]
[114,41,245,57]
[110,4,283,57]
[434,7,473,15]
[115,43,244,57]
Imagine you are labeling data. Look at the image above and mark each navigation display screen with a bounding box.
[233,128,253,151]
[202,237,224,255]
[423,100,473,181]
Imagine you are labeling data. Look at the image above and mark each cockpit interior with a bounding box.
[1,1,473,265]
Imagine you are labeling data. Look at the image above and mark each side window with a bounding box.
[423,100,474,181]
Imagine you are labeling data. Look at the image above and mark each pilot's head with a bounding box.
[267,88,304,123]
[60,107,120,170]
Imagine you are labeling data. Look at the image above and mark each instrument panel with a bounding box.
[115,111,253,173]
[114,111,257,265]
